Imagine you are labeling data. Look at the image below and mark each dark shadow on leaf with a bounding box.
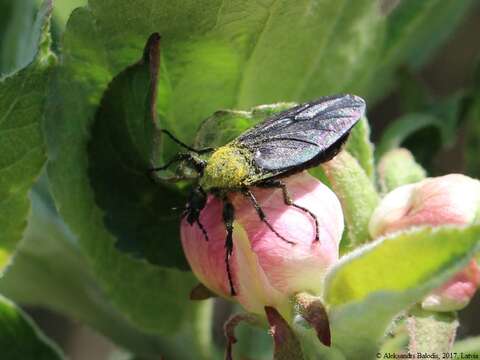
[87,33,189,270]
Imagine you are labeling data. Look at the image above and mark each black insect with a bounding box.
[150,94,366,295]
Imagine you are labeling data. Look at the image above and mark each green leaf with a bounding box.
[87,0,237,146]
[324,226,480,359]
[235,0,384,107]
[82,0,469,135]
[52,0,87,27]
[326,226,480,306]
[0,0,54,272]
[45,12,197,334]
[0,0,38,74]
[345,117,375,181]
[84,0,387,146]
[377,148,426,193]
[0,295,64,360]
[321,151,379,249]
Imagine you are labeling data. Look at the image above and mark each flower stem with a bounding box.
[407,307,458,354]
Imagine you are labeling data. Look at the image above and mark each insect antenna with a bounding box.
[160,129,214,154]
[149,153,192,172]
[148,153,206,183]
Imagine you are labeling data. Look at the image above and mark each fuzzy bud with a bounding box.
[181,172,343,316]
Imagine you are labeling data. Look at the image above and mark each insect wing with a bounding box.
[236,94,365,172]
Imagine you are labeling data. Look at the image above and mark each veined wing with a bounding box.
[236,94,365,173]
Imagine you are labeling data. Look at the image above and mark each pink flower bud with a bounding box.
[369,174,480,238]
[181,172,343,316]
[369,174,480,311]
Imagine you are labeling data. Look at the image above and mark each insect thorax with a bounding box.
[199,144,253,191]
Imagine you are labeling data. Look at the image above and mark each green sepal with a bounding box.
[194,102,296,149]
[346,117,375,182]
[377,148,426,193]
[321,151,379,249]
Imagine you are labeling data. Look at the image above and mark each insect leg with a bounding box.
[242,189,296,245]
[222,199,237,296]
[258,179,319,242]
[184,187,209,241]
[161,129,214,154]
[195,219,209,241]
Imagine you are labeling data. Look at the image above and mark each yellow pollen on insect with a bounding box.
[200,145,251,190]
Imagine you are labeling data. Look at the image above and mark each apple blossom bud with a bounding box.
[369,174,480,311]
[181,172,343,316]
[369,174,480,238]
